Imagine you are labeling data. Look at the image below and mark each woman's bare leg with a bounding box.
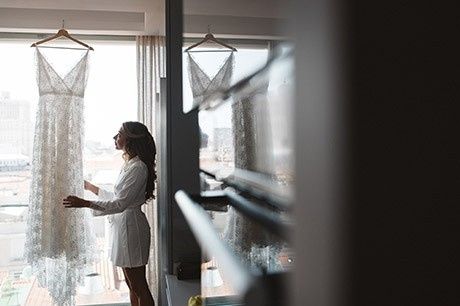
[123,266,154,306]
[123,268,139,306]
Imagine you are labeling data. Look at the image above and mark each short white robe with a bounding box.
[90,156,151,268]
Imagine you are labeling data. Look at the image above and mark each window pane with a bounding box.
[0,38,136,305]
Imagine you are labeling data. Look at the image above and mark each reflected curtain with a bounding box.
[136,35,165,303]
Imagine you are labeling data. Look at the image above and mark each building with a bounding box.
[0,154,29,172]
[0,92,32,158]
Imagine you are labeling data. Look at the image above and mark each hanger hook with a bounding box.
[207,24,211,33]
[62,19,65,29]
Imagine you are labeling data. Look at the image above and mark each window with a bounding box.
[182,43,270,188]
[0,38,136,305]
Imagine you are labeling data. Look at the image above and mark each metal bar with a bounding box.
[224,189,291,241]
[175,190,253,294]
[191,191,228,212]
[226,169,292,210]
[199,168,218,180]
[191,190,228,205]
[200,170,291,211]
[0,32,135,41]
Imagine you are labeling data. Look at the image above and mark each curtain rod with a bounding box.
[0,32,135,41]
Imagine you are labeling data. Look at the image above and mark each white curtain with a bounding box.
[137,36,166,129]
[136,35,165,303]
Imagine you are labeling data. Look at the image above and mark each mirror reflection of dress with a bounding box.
[186,51,234,106]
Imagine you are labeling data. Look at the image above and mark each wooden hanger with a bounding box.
[31,22,94,51]
[185,33,237,52]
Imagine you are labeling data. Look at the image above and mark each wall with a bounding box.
[0,0,288,38]
[292,0,458,305]
[184,0,288,38]
[0,0,164,35]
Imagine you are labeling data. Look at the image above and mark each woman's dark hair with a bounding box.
[121,121,157,200]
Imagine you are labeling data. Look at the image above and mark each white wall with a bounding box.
[184,0,289,38]
[184,14,287,39]
[0,0,287,38]
[0,0,164,35]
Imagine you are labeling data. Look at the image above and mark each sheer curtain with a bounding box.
[137,36,166,129]
[136,35,165,303]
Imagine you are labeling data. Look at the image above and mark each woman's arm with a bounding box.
[86,164,147,215]
[64,164,147,215]
[62,195,115,218]
[84,180,115,201]
[63,195,91,208]
[84,180,99,195]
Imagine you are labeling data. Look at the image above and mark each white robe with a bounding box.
[90,156,151,268]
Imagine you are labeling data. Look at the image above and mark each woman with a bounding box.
[63,121,156,306]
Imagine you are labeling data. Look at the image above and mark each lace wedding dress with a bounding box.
[186,50,272,260]
[25,48,95,306]
[186,51,234,105]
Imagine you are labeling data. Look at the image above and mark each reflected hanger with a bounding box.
[31,20,94,51]
[185,29,237,52]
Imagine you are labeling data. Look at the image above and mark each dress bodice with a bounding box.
[36,48,89,98]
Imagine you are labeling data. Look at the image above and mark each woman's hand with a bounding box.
[63,195,91,208]
[84,180,99,195]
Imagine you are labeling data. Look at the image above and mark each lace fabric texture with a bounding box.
[224,67,276,258]
[186,52,234,106]
[25,48,95,306]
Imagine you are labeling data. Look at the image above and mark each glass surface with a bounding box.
[182,45,269,112]
[199,45,295,202]
[201,206,294,301]
[197,45,295,302]
[0,39,136,305]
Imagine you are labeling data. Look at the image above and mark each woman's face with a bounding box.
[113,128,128,151]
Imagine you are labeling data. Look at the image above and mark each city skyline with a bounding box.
[0,92,32,157]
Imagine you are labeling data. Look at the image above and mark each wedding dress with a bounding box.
[186,51,234,105]
[25,48,95,306]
